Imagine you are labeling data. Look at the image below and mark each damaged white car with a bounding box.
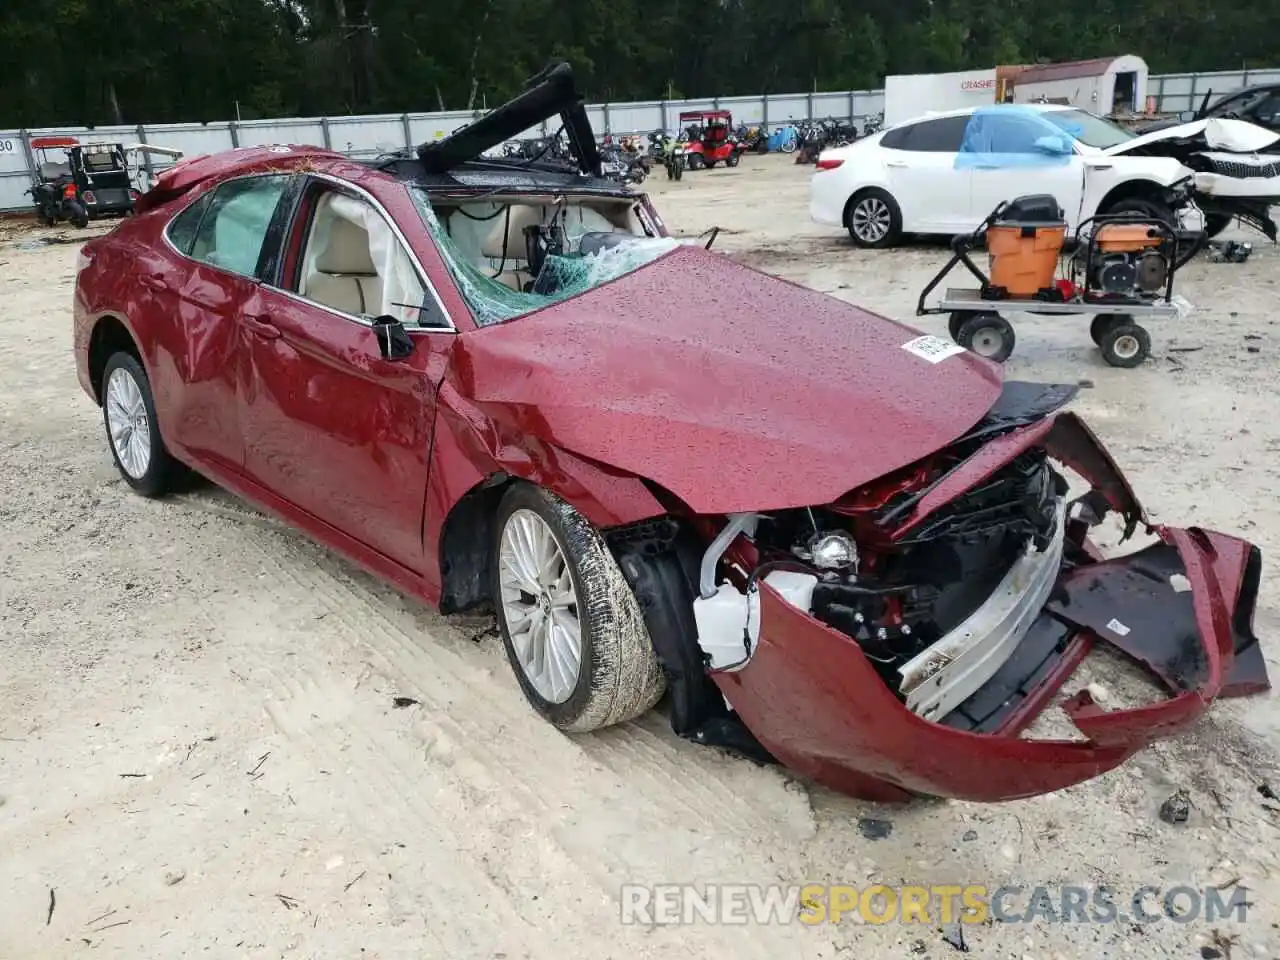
[810,102,1280,249]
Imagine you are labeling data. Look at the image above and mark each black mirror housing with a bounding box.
[371,315,415,361]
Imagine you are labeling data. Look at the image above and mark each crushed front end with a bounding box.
[673,383,1269,802]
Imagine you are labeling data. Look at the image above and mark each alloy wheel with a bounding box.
[852,198,891,243]
[105,366,152,479]
[498,508,583,704]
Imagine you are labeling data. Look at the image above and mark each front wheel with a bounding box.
[845,188,903,248]
[492,484,665,733]
[1099,321,1151,368]
[67,200,89,228]
[687,153,704,171]
[725,152,740,167]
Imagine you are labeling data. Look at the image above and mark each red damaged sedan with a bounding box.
[73,64,1269,802]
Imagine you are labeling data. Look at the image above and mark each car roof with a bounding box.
[889,102,1075,128]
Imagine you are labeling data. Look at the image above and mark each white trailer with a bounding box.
[1008,56,1149,114]
[882,69,1000,127]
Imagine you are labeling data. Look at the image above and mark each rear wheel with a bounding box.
[687,153,705,170]
[101,352,182,497]
[955,312,1015,363]
[845,188,903,249]
[725,152,740,167]
[1089,313,1126,345]
[492,484,665,733]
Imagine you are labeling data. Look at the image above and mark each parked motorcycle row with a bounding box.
[493,110,885,184]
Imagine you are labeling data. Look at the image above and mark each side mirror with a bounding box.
[371,315,414,361]
[1032,135,1070,156]
[1178,110,1196,122]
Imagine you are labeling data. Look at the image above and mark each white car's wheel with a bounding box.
[492,484,665,733]
[845,188,902,248]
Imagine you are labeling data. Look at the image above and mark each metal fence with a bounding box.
[3,67,1278,213]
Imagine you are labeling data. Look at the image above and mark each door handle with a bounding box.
[139,274,168,291]
[885,160,907,168]
[243,315,281,340]
[1086,162,1114,171]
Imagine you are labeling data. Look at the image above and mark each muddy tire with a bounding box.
[101,352,182,497]
[492,484,665,733]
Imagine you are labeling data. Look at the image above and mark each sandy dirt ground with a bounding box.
[2,155,1280,960]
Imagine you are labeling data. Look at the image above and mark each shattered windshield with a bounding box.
[1042,109,1134,149]
[409,187,681,327]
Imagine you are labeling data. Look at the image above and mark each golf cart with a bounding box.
[27,137,139,226]
[678,110,744,170]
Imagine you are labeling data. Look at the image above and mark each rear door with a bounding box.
[879,115,972,233]
[148,174,295,472]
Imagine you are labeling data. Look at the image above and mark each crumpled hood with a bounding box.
[452,244,1003,514]
[1106,117,1280,156]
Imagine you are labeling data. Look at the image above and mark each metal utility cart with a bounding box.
[917,196,1188,368]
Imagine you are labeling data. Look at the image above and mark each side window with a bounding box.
[190,175,291,278]
[903,116,969,152]
[879,125,911,150]
[295,188,440,329]
[975,115,1049,154]
[1249,93,1280,124]
[165,193,211,256]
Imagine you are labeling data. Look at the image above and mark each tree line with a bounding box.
[2,0,1277,128]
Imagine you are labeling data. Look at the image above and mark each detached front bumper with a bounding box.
[715,413,1270,803]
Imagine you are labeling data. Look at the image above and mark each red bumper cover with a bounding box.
[716,413,1270,802]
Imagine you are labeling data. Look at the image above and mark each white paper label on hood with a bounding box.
[902,335,967,364]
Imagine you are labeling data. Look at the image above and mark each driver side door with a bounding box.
[238,175,455,573]
[966,113,1088,227]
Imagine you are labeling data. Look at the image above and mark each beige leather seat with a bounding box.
[480,204,544,290]
[304,216,383,316]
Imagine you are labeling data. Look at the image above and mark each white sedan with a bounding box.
[810,103,1212,248]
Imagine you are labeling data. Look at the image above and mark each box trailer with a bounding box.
[1007,56,1149,114]
[882,56,1148,128]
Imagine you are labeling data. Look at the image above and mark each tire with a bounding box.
[948,312,968,341]
[1103,196,1201,268]
[845,188,903,249]
[1204,213,1232,239]
[1099,321,1151,368]
[687,153,704,171]
[725,152,740,167]
[1089,313,1126,345]
[780,138,796,154]
[491,484,665,733]
[955,312,1015,363]
[101,352,182,497]
[705,160,717,169]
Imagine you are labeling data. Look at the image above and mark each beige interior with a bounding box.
[302,201,383,316]
[436,197,649,292]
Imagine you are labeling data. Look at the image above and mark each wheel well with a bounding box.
[437,474,515,614]
[1097,180,1168,214]
[88,316,140,404]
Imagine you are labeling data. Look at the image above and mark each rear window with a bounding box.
[165,193,211,255]
[880,116,969,153]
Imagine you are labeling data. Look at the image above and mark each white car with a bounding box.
[809,102,1279,248]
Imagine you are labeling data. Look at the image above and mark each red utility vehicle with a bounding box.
[72,63,1268,803]
[678,110,744,169]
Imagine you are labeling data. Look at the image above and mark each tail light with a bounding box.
[62,184,77,198]
[815,158,845,171]
[82,190,97,205]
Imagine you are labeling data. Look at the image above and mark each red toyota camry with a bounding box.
[72,64,1269,803]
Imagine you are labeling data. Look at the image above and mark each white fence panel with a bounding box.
[2,69,1278,212]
